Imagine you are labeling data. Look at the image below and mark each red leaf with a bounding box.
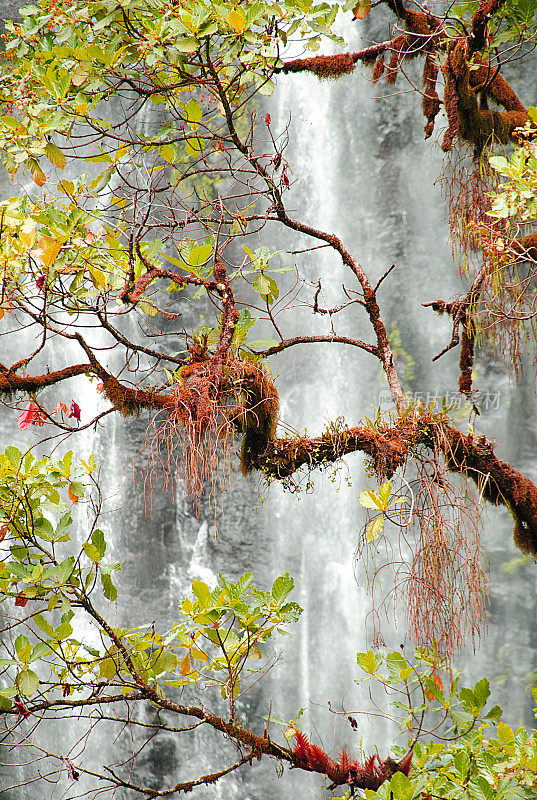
[69,401,81,421]
[265,113,271,126]
[14,697,31,718]
[17,401,46,430]
[51,402,69,417]
[15,594,28,607]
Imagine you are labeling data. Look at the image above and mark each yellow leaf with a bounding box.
[228,8,246,32]
[87,264,107,288]
[283,726,296,742]
[20,218,37,249]
[36,235,62,269]
[190,648,208,662]
[71,66,89,86]
[366,515,384,542]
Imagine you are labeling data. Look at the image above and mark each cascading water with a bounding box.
[2,4,537,798]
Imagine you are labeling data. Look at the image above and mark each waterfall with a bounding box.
[2,6,537,798]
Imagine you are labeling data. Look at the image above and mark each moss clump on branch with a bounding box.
[442,40,529,154]
[0,364,94,397]
[422,51,441,138]
[281,53,356,79]
[169,356,280,475]
[100,373,170,416]
[234,362,279,475]
[442,428,537,556]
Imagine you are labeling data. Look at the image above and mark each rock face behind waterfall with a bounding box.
[1,4,537,798]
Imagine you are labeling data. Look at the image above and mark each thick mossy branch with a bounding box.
[99,372,171,415]
[423,51,441,138]
[280,9,440,83]
[468,64,526,114]
[279,1,528,147]
[0,364,94,396]
[467,0,508,56]
[440,426,537,556]
[442,40,529,153]
[235,364,279,475]
[260,425,410,480]
[94,355,279,472]
[260,419,537,557]
[279,53,356,79]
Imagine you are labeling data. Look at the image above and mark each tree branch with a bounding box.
[256,335,379,358]
[0,364,94,395]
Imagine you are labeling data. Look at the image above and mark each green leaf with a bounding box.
[99,657,117,679]
[252,274,272,296]
[187,243,212,266]
[83,542,102,562]
[497,721,515,744]
[246,338,279,350]
[484,704,503,723]
[473,676,490,711]
[192,580,212,608]
[51,619,73,641]
[386,651,408,677]
[452,750,469,780]
[389,771,413,800]
[378,481,392,505]
[29,641,53,662]
[271,573,294,604]
[489,156,510,175]
[34,613,55,637]
[182,98,202,128]
[55,556,75,584]
[450,709,474,727]
[468,776,494,800]
[44,142,66,169]
[101,572,118,601]
[159,144,176,163]
[5,446,22,466]
[92,529,106,558]
[14,635,32,663]
[68,481,85,499]
[16,668,39,696]
[0,114,22,130]
[356,650,379,674]
[175,36,200,53]
[152,649,178,674]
